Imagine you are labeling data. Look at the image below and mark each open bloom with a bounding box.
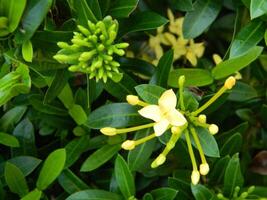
[138,89,187,136]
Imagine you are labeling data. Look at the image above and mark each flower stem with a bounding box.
[178,76,185,111]
[115,123,155,134]
[134,133,156,146]
[185,129,198,171]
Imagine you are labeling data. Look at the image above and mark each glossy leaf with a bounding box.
[183,0,222,39]
[191,184,214,200]
[168,68,213,87]
[66,189,121,200]
[81,144,121,172]
[36,148,66,190]
[86,103,145,129]
[135,84,166,104]
[230,20,265,58]
[115,154,135,199]
[250,0,267,19]
[5,162,28,197]
[220,133,242,156]
[22,40,33,62]
[109,0,139,18]
[212,46,263,79]
[169,0,193,11]
[73,0,97,25]
[68,104,88,125]
[0,132,19,147]
[223,153,244,196]
[21,189,42,200]
[228,82,258,102]
[150,187,178,200]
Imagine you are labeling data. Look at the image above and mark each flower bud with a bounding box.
[209,124,219,135]
[100,127,117,136]
[191,170,200,185]
[200,163,209,175]
[121,140,135,150]
[224,76,236,89]
[126,95,139,105]
[212,54,222,65]
[178,75,185,87]
[198,114,206,124]
[151,154,166,168]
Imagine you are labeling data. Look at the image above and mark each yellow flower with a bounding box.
[185,40,205,66]
[138,89,187,136]
[167,9,184,36]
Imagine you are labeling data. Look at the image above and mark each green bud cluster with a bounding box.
[53,16,129,82]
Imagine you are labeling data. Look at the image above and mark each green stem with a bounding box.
[189,126,206,164]
[185,129,198,171]
[116,123,155,134]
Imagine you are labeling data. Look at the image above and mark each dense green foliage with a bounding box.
[0,0,267,199]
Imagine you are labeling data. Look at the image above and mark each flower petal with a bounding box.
[154,119,170,136]
[167,109,187,126]
[158,89,177,112]
[138,105,162,122]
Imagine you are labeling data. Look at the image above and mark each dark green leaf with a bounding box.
[5,162,28,197]
[169,0,193,11]
[86,103,145,129]
[150,187,178,200]
[209,156,230,184]
[109,0,139,18]
[135,84,166,104]
[87,0,102,20]
[228,82,258,102]
[212,46,263,79]
[191,184,214,200]
[168,68,213,87]
[36,148,66,190]
[150,50,173,87]
[118,11,168,37]
[230,20,265,58]
[183,0,222,39]
[223,153,244,197]
[220,133,242,156]
[66,189,121,200]
[115,154,135,199]
[73,0,97,26]
[81,144,121,172]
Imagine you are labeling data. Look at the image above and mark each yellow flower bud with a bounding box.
[212,54,222,65]
[198,114,206,124]
[191,170,200,185]
[126,95,139,105]
[209,124,219,135]
[151,154,166,168]
[100,127,117,136]
[200,163,209,175]
[121,140,135,150]
[224,76,236,89]
[178,75,185,87]
[171,126,181,134]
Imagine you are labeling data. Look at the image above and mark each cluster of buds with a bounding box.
[217,186,256,200]
[100,75,236,185]
[54,16,129,83]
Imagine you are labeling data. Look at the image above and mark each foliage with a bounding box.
[0,0,267,200]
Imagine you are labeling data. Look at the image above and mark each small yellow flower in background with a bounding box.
[147,9,205,66]
[100,75,237,185]
[138,89,187,136]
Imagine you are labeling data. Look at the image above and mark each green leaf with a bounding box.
[58,169,89,194]
[115,154,135,199]
[15,0,53,43]
[44,69,69,104]
[220,133,242,156]
[103,73,137,100]
[5,162,28,197]
[68,104,88,125]
[230,20,265,58]
[73,0,97,26]
[223,153,244,197]
[212,46,263,79]
[21,189,42,200]
[150,187,178,200]
[135,84,166,104]
[87,0,102,20]
[183,0,222,39]
[7,156,42,176]
[0,106,27,132]
[228,82,258,102]
[118,11,168,37]
[36,148,66,190]
[169,0,193,11]
[81,144,121,172]
[109,0,139,18]
[65,136,90,168]
[0,132,19,147]
[183,89,199,112]
[0,0,27,34]
[58,84,75,109]
[193,127,219,158]
[150,50,173,87]
[168,68,213,87]
[191,184,214,200]
[22,40,33,62]
[250,0,267,19]
[66,189,121,200]
[209,156,230,184]
[128,128,156,171]
[12,118,36,156]
[86,103,145,129]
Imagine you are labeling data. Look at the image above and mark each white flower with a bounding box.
[138,89,187,136]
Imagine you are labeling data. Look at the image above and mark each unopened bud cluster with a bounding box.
[54,16,129,82]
